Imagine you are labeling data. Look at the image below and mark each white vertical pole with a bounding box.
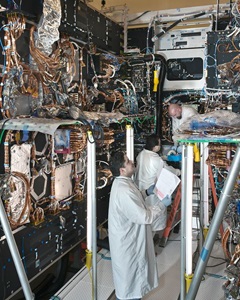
[87,132,93,252]
[180,144,186,300]
[130,126,134,161]
[186,145,240,300]
[200,142,209,247]
[126,124,134,161]
[185,144,193,276]
[86,131,97,299]
[202,143,209,228]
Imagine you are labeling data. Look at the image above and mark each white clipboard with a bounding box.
[154,168,180,200]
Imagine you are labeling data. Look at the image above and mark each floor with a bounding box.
[141,231,227,300]
[55,229,228,300]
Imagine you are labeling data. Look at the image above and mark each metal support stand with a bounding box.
[0,193,34,300]
[185,145,194,289]
[186,144,240,300]
[86,131,97,300]
[199,142,209,250]
[180,144,186,300]
[126,124,134,161]
[180,144,194,299]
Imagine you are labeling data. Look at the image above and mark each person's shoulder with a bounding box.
[185,106,197,113]
[138,148,146,155]
[113,177,137,195]
[114,176,132,184]
[183,106,196,111]
[143,148,156,155]
[137,148,151,159]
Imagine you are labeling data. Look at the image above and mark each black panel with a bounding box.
[90,10,107,49]
[0,200,87,299]
[59,0,123,54]
[0,180,110,299]
[128,27,154,52]
[167,57,203,81]
[107,19,123,53]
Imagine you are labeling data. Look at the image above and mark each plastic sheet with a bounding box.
[178,110,240,133]
[35,0,61,56]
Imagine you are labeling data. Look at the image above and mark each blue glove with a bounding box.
[162,195,172,207]
[146,184,155,196]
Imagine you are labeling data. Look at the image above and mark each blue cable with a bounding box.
[97,253,111,260]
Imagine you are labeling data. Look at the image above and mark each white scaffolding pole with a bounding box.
[126,124,134,161]
[86,131,97,299]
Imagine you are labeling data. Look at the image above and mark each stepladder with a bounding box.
[158,165,224,248]
[159,184,181,247]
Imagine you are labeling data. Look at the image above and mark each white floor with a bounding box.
[142,231,226,300]
[54,249,114,300]
[55,229,228,300]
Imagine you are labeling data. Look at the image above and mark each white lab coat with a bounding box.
[172,106,198,134]
[135,149,179,230]
[108,176,163,299]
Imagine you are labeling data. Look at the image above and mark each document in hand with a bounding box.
[154,168,181,200]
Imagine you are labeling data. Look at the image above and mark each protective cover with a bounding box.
[55,163,73,201]
[35,0,61,56]
[10,143,32,178]
[6,173,31,227]
[177,110,240,134]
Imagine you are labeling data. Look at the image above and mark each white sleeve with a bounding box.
[163,160,180,176]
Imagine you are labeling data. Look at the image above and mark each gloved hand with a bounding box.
[162,195,172,207]
[172,135,178,147]
[146,184,155,196]
[175,169,181,176]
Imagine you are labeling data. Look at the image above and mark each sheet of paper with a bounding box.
[154,168,180,200]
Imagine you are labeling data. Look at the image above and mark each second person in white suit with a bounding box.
[134,134,181,230]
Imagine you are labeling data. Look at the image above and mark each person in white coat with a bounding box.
[168,103,198,134]
[135,134,180,217]
[108,151,165,300]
